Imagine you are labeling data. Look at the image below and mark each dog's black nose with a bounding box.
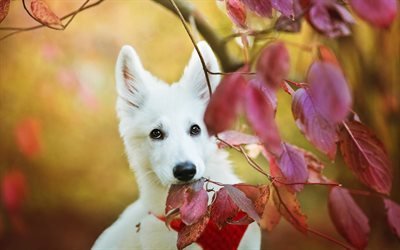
[173,162,196,182]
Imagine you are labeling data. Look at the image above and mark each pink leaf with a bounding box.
[226,0,247,28]
[245,84,282,156]
[383,198,400,239]
[249,78,277,112]
[30,0,63,28]
[278,143,308,192]
[240,0,272,17]
[14,118,42,158]
[328,187,370,249]
[292,88,338,159]
[217,130,259,148]
[210,188,239,229]
[1,169,27,214]
[180,188,209,225]
[224,184,260,222]
[339,121,392,195]
[271,0,294,18]
[234,184,270,216]
[308,61,352,123]
[350,0,398,28]
[256,42,290,90]
[204,72,247,135]
[0,0,10,23]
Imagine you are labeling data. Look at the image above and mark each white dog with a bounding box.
[92,42,261,250]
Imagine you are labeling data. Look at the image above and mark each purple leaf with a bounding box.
[383,198,400,239]
[271,0,294,18]
[278,143,309,192]
[249,78,277,112]
[339,121,392,195]
[240,0,272,17]
[292,88,338,159]
[350,0,398,28]
[328,187,370,249]
[308,61,352,123]
[224,184,260,222]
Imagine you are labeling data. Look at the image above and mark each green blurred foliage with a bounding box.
[0,1,398,249]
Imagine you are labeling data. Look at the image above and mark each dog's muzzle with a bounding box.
[173,161,196,182]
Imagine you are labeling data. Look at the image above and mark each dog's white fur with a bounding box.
[92,42,261,250]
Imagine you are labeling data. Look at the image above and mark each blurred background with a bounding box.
[0,0,398,249]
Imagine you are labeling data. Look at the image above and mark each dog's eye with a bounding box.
[190,124,201,136]
[150,129,164,140]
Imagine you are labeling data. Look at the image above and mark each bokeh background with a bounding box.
[0,1,399,249]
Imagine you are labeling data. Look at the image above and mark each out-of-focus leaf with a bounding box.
[339,121,392,195]
[317,45,340,69]
[177,214,210,250]
[0,0,10,23]
[271,0,294,18]
[257,42,290,90]
[234,184,270,216]
[180,187,208,226]
[210,188,239,229]
[292,88,338,159]
[204,72,247,135]
[350,0,398,28]
[217,130,259,148]
[302,149,332,184]
[1,169,27,214]
[278,143,308,192]
[328,187,370,249]
[226,0,247,28]
[272,185,308,233]
[245,84,282,156]
[240,0,272,17]
[14,118,42,158]
[260,187,281,231]
[30,0,63,27]
[249,78,277,112]
[308,61,352,123]
[383,198,400,239]
[224,184,260,222]
[275,0,302,32]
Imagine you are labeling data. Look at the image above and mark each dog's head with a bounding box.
[115,42,221,186]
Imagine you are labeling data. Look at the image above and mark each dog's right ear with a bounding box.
[115,45,147,109]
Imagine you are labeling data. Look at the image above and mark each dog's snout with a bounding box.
[173,162,196,182]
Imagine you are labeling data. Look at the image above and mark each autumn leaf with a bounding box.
[317,45,341,69]
[256,42,290,90]
[224,184,260,222]
[271,0,294,19]
[226,0,247,29]
[180,187,208,225]
[292,88,338,159]
[278,143,308,192]
[349,0,398,28]
[210,188,239,229]
[217,130,259,148]
[260,187,281,231]
[14,118,42,158]
[240,0,272,17]
[177,214,210,250]
[0,0,10,23]
[30,0,63,28]
[1,169,27,214]
[339,121,392,195]
[272,185,308,233]
[165,183,188,214]
[383,198,400,239]
[234,184,270,216]
[204,72,247,135]
[328,187,370,249]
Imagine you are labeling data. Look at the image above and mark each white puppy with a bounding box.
[92,42,261,250]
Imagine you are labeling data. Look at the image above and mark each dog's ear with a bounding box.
[180,41,221,101]
[115,45,147,109]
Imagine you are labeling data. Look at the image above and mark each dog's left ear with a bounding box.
[180,41,221,101]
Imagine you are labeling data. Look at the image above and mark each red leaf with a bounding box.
[177,214,210,250]
[292,88,338,159]
[257,42,290,90]
[30,0,63,27]
[180,188,208,225]
[302,149,332,184]
[240,0,272,17]
[226,0,247,28]
[271,0,294,19]
[260,190,281,231]
[14,118,42,158]
[339,121,392,195]
[383,198,400,239]
[224,184,260,222]
[210,188,239,229]
[350,0,398,28]
[204,72,247,135]
[245,84,282,156]
[272,186,308,233]
[165,183,188,214]
[328,187,370,249]
[1,169,27,214]
[234,184,270,216]
[249,78,277,112]
[217,130,259,148]
[278,143,308,192]
[317,45,341,69]
[0,0,10,23]
[308,61,352,123]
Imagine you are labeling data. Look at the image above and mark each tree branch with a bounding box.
[152,0,243,72]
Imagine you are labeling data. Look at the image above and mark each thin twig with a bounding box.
[22,0,64,30]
